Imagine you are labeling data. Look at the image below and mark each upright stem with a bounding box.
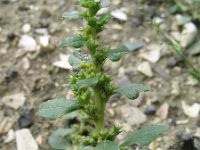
[84,6,106,132]
[94,87,105,132]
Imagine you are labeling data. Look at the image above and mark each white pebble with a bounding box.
[111,9,128,21]
[22,23,31,33]
[180,22,198,48]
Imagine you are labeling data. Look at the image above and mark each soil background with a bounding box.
[1,0,200,150]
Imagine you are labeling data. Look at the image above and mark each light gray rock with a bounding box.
[18,35,37,52]
[111,9,127,21]
[39,35,50,47]
[137,61,153,77]
[117,104,147,126]
[2,93,26,110]
[4,129,15,143]
[16,129,38,150]
[22,23,31,33]
[182,101,200,118]
[156,103,169,119]
[0,113,15,134]
[180,22,198,48]
[53,53,72,70]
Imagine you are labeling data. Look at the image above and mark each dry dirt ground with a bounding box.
[1,0,200,150]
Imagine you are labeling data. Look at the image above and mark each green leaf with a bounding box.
[177,15,192,26]
[121,124,169,146]
[106,45,129,61]
[79,146,94,150]
[100,0,111,8]
[76,77,99,88]
[48,128,73,150]
[116,84,150,99]
[68,55,82,68]
[60,35,85,48]
[62,11,80,20]
[39,98,80,120]
[95,140,120,150]
[80,0,96,8]
[187,40,200,55]
[98,13,112,25]
[62,111,78,120]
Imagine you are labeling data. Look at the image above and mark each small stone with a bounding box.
[153,16,164,25]
[18,35,37,52]
[182,101,200,118]
[180,22,198,48]
[117,104,147,126]
[171,81,181,96]
[132,18,143,27]
[111,24,123,30]
[53,53,72,70]
[167,57,178,68]
[139,44,161,63]
[149,141,160,150]
[39,35,50,47]
[7,32,17,41]
[4,129,15,143]
[111,9,128,21]
[21,57,30,70]
[22,23,31,33]
[113,0,121,5]
[18,108,33,128]
[16,129,39,150]
[35,135,43,145]
[35,28,48,35]
[176,131,195,150]
[151,64,170,80]
[125,42,144,52]
[139,49,160,63]
[156,103,169,119]
[144,105,156,115]
[137,61,153,77]
[176,119,189,125]
[0,113,15,134]
[5,68,18,81]
[2,93,26,110]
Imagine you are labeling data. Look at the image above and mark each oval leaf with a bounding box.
[106,45,129,61]
[187,40,200,55]
[76,77,99,88]
[48,128,73,150]
[39,98,80,120]
[80,146,94,150]
[100,0,111,8]
[121,124,169,146]
[62,11,80,20]
[60,35,85,48]
[98,13,112,25]
[68,55,82,68]
[95,140,120,150]
[116,84,150,99]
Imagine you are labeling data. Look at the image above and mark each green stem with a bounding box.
[85,7,106,132]
[94,87,105,132]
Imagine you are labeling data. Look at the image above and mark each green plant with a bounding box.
[170,0,200,22]
[163,33,200,83]
[39,0,168,149]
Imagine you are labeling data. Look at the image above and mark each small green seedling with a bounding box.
[39,0,168,149]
